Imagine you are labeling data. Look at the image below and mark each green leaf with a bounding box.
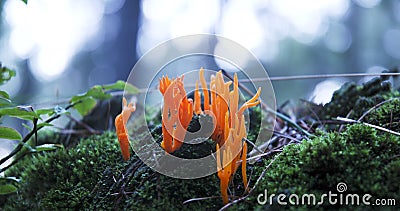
[37,122,53,128]
[102,80,140,94]
[102,80,126,90]
[0,184,18,195]
[0,91,12,107]
[0,91,10,100]
[34,144,63,152]
[22,123,32,131]
[70,85,110,117]
[70,93,86,102]
[0,64,16,86]
[0,126,22,140]
[86,86,111,100]
[72,97,97,116]
[35,108,54,116]
[125,82,140,94]
[0,107,36,120]
[70,81,139,117]
[0,97,12,107]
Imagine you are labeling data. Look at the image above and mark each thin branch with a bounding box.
[56,129,102,135]
[337,117,400,136]
[246,72,400,82]
[312,120,351,125]
[248,135,281,159]
[243,138,263,154]
[272,130,301,142]
[246,149,283,163]
[166,72,400,93]
[220,70,313,137]
[65,113,99,134]
[390,154,400,161]
[183,196,222,204]
[358,98,399,121]
[338,110,353,133]
[27,72,400,107]
[0,151,33,173]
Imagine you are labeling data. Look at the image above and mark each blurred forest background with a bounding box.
[1,0,399,105]
[0,0,399,158]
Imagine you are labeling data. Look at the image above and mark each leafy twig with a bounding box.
[0,102,79,172]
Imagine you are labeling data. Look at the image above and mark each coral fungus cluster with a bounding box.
[195,69,261,204]
[159,75,194,153]
[159,68,261,204]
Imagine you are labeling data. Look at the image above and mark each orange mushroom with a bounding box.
[194,81,202,115]
[216,142,233,205]
[115,97,136,161]
[195,70,260,204]
[158,68,261,204]
[196,68,231,145]
[159,75,193,153]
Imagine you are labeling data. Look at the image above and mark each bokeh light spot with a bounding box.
[353,0,381,8]
[383,29,400,59]
[324,23,352,53]
[310,79,344,105]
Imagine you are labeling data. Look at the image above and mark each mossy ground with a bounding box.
[1,76,400,210]
[235,124,400,210]
[2,132,125,210]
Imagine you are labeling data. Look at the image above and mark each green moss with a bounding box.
[88,166,222,210]
[363,98,400,132]
[41,182,91,210]
[237,124,400,210]
[322,75,398,120]
[2,132,123,210]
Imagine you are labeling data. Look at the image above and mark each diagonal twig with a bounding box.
[337,117,400,136]
[358,98,399,121]
[218,152,282,211]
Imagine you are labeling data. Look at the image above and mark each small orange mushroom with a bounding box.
[216,142,233,205]
[194,81,202,115]
[115,97,136,161]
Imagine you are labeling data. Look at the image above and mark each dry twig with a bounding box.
[218,152,282,211]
